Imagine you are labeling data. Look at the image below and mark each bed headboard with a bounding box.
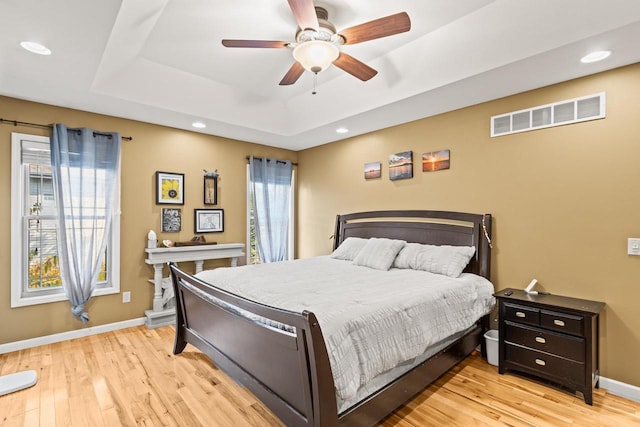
[333,210,492,279]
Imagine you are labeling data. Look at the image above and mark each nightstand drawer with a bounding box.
[504,303,539,327]
[505,343,584,385]
[504,322,585,362]
[541,309,583,336]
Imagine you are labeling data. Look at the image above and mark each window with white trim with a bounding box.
[11,132,120,307]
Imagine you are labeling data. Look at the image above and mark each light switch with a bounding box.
[628,238,640,255]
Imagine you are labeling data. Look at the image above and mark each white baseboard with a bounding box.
[0,317,146,355]
[600,376,640,402]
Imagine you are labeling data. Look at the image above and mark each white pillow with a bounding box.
[330,237,368,261]
[352,238,406,270]
[392,243,423,269]
[411,244,476,277]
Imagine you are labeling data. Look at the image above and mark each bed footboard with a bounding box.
[169,262,338,427]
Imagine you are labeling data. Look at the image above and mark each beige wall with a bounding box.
[0,96,296,344]
[297,63,640,387]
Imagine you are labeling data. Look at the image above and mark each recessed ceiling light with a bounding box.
[20,41,51,55]
[580,50,611,64]
[192,121,206,129]
[336,126,349,134]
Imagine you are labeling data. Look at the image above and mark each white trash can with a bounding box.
[484,330,499,366]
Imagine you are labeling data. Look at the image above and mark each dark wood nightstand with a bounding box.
[495,288,604,405]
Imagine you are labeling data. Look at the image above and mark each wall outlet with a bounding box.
[122,291,131,303]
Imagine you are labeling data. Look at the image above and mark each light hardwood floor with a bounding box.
[1,325,639,426]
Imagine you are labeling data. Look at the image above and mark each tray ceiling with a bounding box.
[2,0,640,150]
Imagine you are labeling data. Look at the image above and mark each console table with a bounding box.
[144,243,245,328]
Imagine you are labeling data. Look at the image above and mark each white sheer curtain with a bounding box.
[249,156,292,263]
[50,124,121,323]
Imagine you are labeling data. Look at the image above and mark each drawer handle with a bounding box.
[535,358,546,366]
[553,319,566,327]
[535,336,546,344]
[515,311,526,318]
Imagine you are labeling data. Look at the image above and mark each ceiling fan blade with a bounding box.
[339,12,411,45]
[279,62,305,85]
[333,52,377,81]
[287,0,319,31]
[222,39,289,48]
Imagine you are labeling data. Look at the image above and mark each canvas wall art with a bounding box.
[364,161,381,180]
[389,151,413,181]
[422,149,451,172]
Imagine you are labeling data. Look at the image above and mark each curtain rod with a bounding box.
[246,155,297,166]
[0,118,133,141]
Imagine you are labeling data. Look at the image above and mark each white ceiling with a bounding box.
[2,0,640,150]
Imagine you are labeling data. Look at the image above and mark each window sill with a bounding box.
[10,285,120,308]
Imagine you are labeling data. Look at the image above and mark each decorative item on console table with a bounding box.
[174,235,217,246]
[495,288,604,405]
[143,243,245,328]
[147,230,157,249]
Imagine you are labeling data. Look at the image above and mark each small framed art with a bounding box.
[156,171,184,205]
[422,149,450,172]
[204,175,218,205]
[364,161,381,180]
[389,151,413,181]
[194,209,224,233]
[161,208,182,232]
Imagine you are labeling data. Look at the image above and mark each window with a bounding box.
[246,165,294,264]
[11,132,120,307]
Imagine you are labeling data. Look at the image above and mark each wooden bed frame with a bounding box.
[169,210,492,427]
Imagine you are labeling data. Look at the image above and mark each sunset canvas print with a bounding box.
[422,150,450,172]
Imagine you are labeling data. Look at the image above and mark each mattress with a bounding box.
[195,256,495,402]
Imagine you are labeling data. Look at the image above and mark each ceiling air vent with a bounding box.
[491,92,605,137]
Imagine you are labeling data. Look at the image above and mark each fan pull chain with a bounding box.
[312,72,318,95]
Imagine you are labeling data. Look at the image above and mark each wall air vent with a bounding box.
[491,92,606,137]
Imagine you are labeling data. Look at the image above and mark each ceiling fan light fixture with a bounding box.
[293,40,339,73]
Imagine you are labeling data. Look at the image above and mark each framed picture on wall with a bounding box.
[204,175,218,205]
[195,209,224,233]
[156,171,184,205]
[161,208,182,232]
[364,161,381,180]
[422,149,451,172]
[389,151,413,181]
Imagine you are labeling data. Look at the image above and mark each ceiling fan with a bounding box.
[221,0,411,86]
